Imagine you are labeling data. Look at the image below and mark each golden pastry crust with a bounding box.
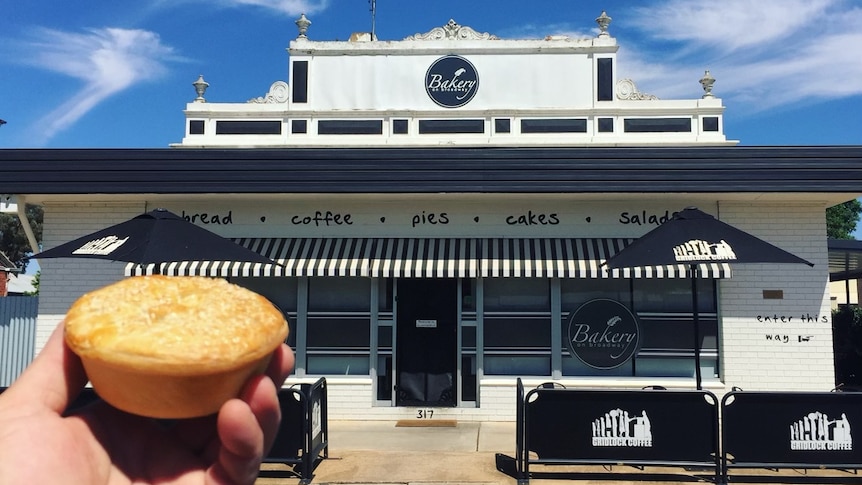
[65,275,288,375]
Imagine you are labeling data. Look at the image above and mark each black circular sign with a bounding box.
[425,55,479,108]
[566,299,640,370]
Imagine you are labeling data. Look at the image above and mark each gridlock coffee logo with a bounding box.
[425,55,479,108]
[592,408,653,448]
[71,236,129,256]
[567,299,640,369]
[673,239,737,262]
[790,411,852,451]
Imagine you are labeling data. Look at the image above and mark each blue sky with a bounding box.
[1,0,860,149]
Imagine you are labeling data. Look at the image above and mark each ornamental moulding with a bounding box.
[248,81,290,103]
[404,19,499,41]
[616,79,658,100]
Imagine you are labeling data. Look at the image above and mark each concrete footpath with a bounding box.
[254,420,862,485]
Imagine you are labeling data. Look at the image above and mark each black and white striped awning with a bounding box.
[126,238,731,279]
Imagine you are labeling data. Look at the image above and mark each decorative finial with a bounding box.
[296,13,311,38]
[192,75,209,103]
[596,11,612,37]
[699,69,716,98]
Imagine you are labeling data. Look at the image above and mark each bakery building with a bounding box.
[4,13,862,421]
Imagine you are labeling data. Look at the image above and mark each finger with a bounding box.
[0,322,88,415]
[241,374,281,454]
[207,398,264,485]
[265,343,294,389]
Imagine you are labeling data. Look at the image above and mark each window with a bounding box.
[215,121,281,135]
[703,117,719,132]
[597,58,614,101]
[307,277,371,375]
[189,120,205,135]
[624,118,692,133]
[292,60,308,103]
[483,278,551,375]
[392,119,408,134]
[521,118,587,133]
[494,118,511,134]
[291,120,307,134]
[418,119,484,134]
[318,120,383,135]
[560,278,718,379]
[598,118,614,133]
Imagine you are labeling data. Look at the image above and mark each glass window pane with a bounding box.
[307,316,370,347]
[485,316,550,348]
[309,277,370,311]
[632,278,715,312]
[461,355,477,401]
[485,355,550,376]
[307,355,369,375]
[484,278,549,311]
[563,352,632,376]
[520,118,587,133]
[634,356,693,378]
[377,355,392,400]
[418,119,484,134]
[318,120,383,135]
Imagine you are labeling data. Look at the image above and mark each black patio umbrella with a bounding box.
[32,208,278,275]
[603,207,814,389]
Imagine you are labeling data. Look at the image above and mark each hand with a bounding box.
[0,323,294,485]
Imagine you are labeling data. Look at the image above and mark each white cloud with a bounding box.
[620,0,862,112]
[631,0,834,53]
[222,0,329,16]
[18,27,178,145]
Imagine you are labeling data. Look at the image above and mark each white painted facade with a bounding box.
[28,13,843,422]
[177,15,732,149]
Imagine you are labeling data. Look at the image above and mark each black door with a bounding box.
[395,279,458,407]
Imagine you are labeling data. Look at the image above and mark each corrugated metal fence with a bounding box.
[0,296,38,386]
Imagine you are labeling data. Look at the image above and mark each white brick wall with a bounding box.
[717,202,834,392]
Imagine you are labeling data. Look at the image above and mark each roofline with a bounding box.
[2,146,862,195]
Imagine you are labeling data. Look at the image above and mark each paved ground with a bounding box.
[255,420,862,485]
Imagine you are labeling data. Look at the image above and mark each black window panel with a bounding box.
[597,58,613,101]
[484,316,551,348]
[624,118,692,133]
[291,119,307,134]
[292,60,308,103]
[418,119,484,134]
[703,116,719,132]
[494,118,511,133]
[306,316,370,347]
[189,120,205,135]
[392,119,408,134]
[215,121,281,135]
[597,117,614,133]
[636,315,718,351]
[318,120,383,135]
[521,118,587,133]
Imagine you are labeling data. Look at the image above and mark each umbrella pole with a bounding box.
[691,263,703,390]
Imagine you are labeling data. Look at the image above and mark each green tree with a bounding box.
[827,199,862,240]
[24,270,40,296]
[0,204,43,273]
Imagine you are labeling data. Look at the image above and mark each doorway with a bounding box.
[395,278,458,407]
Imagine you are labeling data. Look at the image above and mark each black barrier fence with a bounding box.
[497,378,721,483]
[265,377,329,484]
[498,381,862,484]
[722,390,862,477]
